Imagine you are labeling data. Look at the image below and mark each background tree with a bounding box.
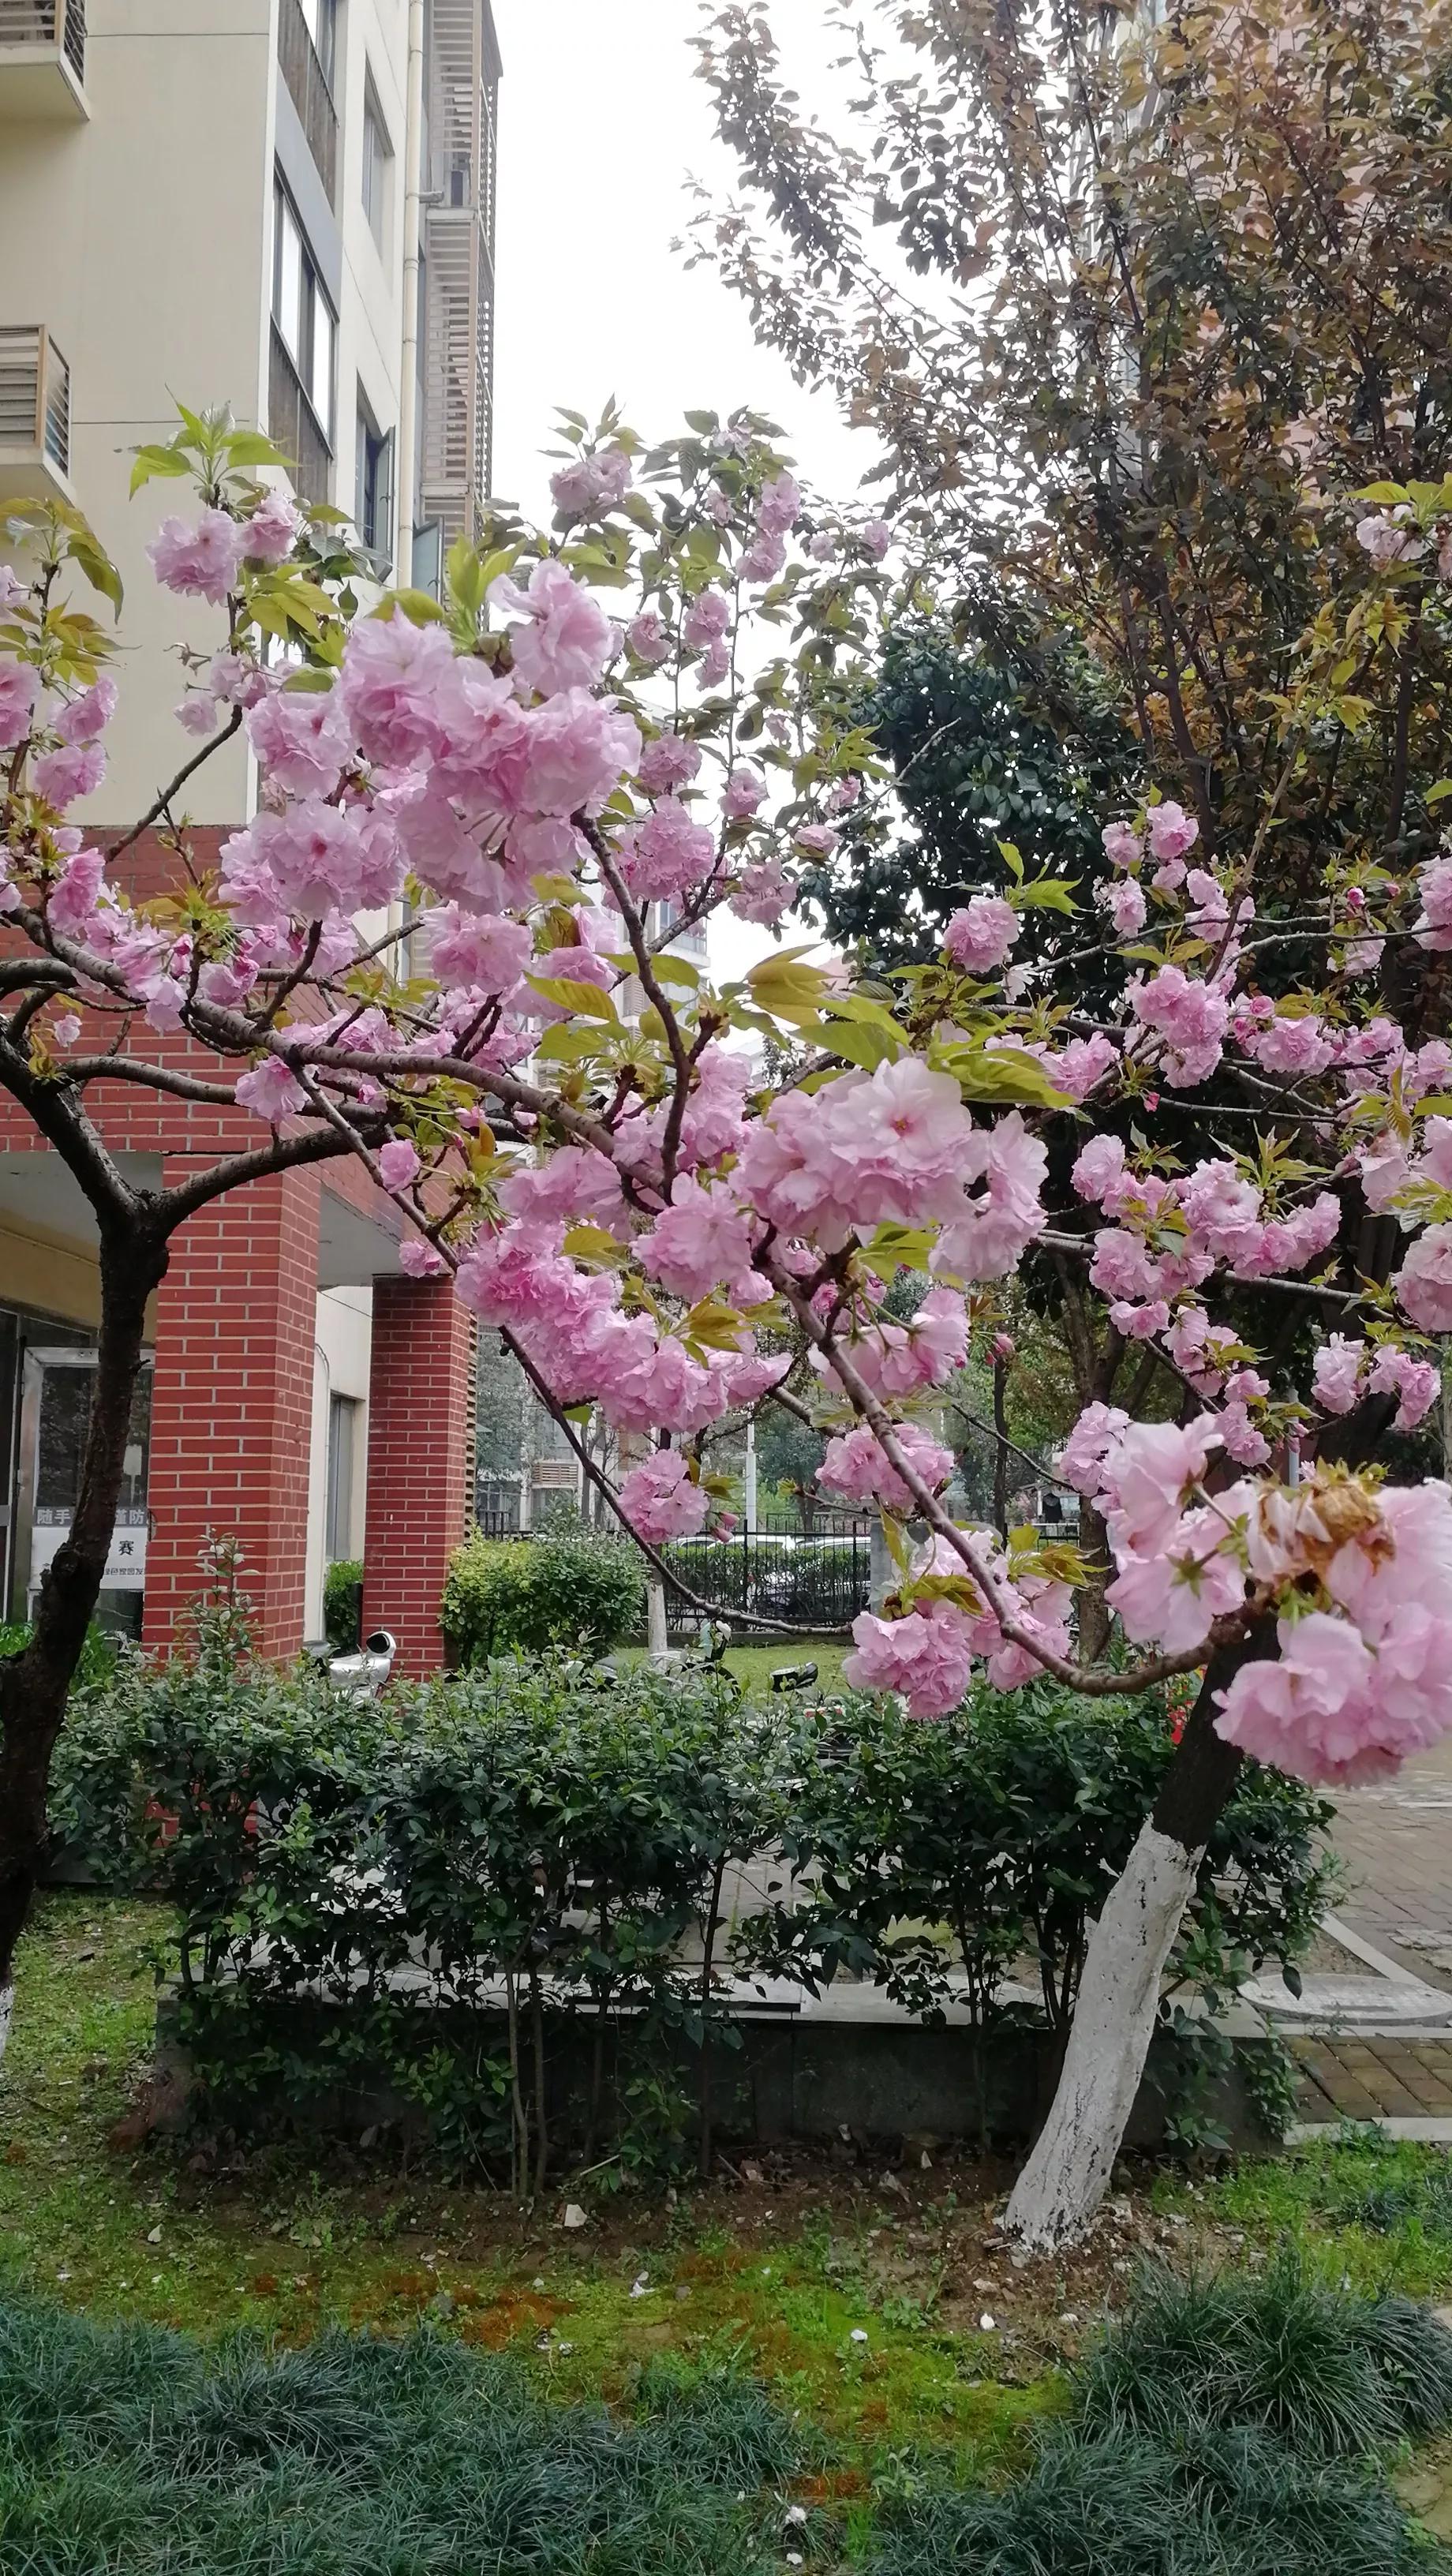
[694,0,1452,912]
[800,608,1136,970]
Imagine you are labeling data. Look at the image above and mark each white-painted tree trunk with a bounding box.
[1005,1819,1203,2249]
[646,1577,668,1658]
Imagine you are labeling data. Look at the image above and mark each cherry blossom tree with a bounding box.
[5,402,1452,2246]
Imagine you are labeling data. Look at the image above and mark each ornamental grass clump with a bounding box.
[0,2297,794,2576]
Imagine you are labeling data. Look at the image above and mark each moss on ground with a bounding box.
[0,1893,1048,2475]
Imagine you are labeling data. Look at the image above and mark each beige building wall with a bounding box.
[0,0,417,1627]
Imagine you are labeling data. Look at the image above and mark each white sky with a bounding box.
[490,2,875,984]
[489,2,875,522]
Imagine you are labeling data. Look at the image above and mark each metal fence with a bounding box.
[466,1512,876,1631]
[661,1525,874,1631]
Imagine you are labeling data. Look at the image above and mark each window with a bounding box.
[271,179,335,442]
[325,1393,360,1561]
[355,399,395,567]
[298,0,336,90]
[361,83,391,248]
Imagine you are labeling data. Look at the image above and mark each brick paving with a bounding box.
[1291,2035,1452,2124]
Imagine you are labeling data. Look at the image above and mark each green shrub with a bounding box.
[0,2297,789,2576]
[323,1558,363,1653]
[0,1618,117,1688]
[441,1527,646,1662]
[44,1653,1331,2173]
[739,1683,1335,2038]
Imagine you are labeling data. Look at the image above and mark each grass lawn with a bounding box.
[11,1892,1452,2539]
[614,1640,850,1692]
[9,1897,1452,2564]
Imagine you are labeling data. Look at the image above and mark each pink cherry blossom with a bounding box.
[234,1057,308,1123]
[1367,1345,1440,1430]
[46,847,107,938]
[616,797,716,903]
[1072,1134,1127,1204]
[637,732,702,795]
[1099,1417,1222,1556]
[550,447,631,515]
[945,893,1020,974]
[340,610,459,767]
[933,1112,1047,1282]
[54,676,117,745]
[626,609,672,666]
[1059,1402,1130,1499]
[1130,965,1229,1087]
[516,691,642,819]
[618,1448,709,1544]
[739,528,787,584]
[1395,1226,1452,1331]
[0,656,42,751]
[724,764,767,822]
[860,519,892,561]
[32,741,105,808]
[638,1176,754,1301]
[819,1421,954,1517]
[242,489,303,564]
[1102,820,1142,870]
[681,587,730,650]
[1313,1335,1366,1415]
[245,685,355,796]
[148,509,245,605]
[1145,799,1199,864]
[729,856,795,924]
[1099,876,1147,936]
[1355,512,1420,569]
[490,557,616,698]
[757,472,801,534]
[1106,1504,1245,1653]
[1214,1610,1440,1787]
[844,1598,975,1717]
[175,695,219,738]
[698,638,729,687]
[378,1140,421,1191]
[1415,856,1452,952]
[423,906,530,994]
[399,1239,447,1279]
[784,825,833,867]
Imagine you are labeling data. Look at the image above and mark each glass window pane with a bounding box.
[311,291,333,434]
[276,197,302,359]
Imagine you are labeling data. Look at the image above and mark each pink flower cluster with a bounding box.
[945,893,1020,975]
[1313,1335,1439,1431]
[617,1449,708,1544]
[818,1421,954,1518]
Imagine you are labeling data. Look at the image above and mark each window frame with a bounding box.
[325,1391,360,1562]
[271,175,337,446]
[355,395,395,571]
[361,78,391,249]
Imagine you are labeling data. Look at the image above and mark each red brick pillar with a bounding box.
[143,1166,321,1659]
[363,1278,475,1675]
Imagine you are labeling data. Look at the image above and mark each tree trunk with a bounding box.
[1004,1627,1268,2248]
[1076,1498,1112,1664]
[0,1222,165,2042]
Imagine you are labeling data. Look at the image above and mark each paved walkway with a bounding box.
[1291,2035,1452,2123]
[1330,1732,1452,1993]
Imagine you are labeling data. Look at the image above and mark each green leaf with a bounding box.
[1427,779,1452,807]
[128,442,191,496]
[224,429,293,468]
[1355,480,1408,506]
[933,1039,1070,1109]
[65,534,122,616]
[372,587,447,624]
[525,974,621,1024]
[648,952,701,990]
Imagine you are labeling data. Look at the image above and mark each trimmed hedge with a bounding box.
[440,1528,646,1662]
[48,1646,1334,2176]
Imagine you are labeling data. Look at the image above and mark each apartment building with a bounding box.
[0,0,500,1670]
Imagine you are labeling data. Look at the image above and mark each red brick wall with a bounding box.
[364,1279,475,1675]
[142,1163,321,1658]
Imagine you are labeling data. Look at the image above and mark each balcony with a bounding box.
[268,324,331,509]
[276,0,335,200]
[0,0,88,118]
[0,327,74,504]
